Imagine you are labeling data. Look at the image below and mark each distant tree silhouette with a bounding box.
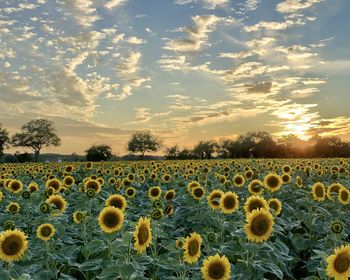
[0,124,9,158]
[11,119,60,162]
[128,131,162,159]
[86,144,113,161]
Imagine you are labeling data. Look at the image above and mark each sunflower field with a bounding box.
[0,159,350,280]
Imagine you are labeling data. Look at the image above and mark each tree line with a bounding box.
[165,132,350,159]
[1,120,350,162]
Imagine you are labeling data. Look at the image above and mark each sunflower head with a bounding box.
[165,204,174,216]
[84,179,101,194]
[183,232,202,264]
[8,180,23,194]
[133,217,152,254]
[207,189,224,210]
[311,182,326,202]
[7,202,20,214]
[21,190,30,200]
[152,199,163,209]
[248,180,264,196]
[268,198,282,216]
[3,220,16,231]
[73,210,86,224]
[40,202,51,214]
[46,194,68,216]
[244,195,269,215]
[151,208,163,220]
[0,229,28,262]
[125,187,136,198]
[164,190,176,201]
[63,175,75,187]
[98,206,124,233]
[105,194,127,212]
[148,186,162,201]
[244,208,274,243]
[233,174,245,187]
[37,223,56,241]
[192,186,206,201]
[264,173,282,192]
[331,221,344,234]
[207,232,216,243]
[339,188,350,205]
[220,191,239,214]
[327,245,350,280]
[201,254,231,280]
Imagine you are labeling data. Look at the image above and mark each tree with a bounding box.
[11,119,61,162]
[0,124,9,158]
[86,144,113,161]
[312,136,349,157]
[127,131,162,159]
[165,145,179,160]
[192,140,218,159]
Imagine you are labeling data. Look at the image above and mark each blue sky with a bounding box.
[1,0,350,154]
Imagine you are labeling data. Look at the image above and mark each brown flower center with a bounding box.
[2,236,22,256]
[137,225,149,245]
[334,252,350,273]
[103,212,119,228]
[188,239,199,256]
[250,215,269,236]
[208,261,225,279]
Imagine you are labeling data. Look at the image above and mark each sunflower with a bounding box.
[148,186,162,200]
[0,229,28,262]
[295,176,303,188]
[207,190,224,210]
[201,254,231,280]
[165,204,174,216]
[63,175,75,187]
[192,186,206,201]
[327,183,343,201]
[248,180,264,196]
[73,210,86,224]
[8,179,23,194]
[268,198,282,216]
[263,173,282,192]
[46,194,68,215]
[98,206,124,233]
[164,190,176,201]
[176,238,184,248]
[220,191,239,214]
[7,202,20,214]
[339,188,350,205]
[84,179,101,194]
[105,194,127,212]
[133,217,152,254]
[187,181,200,193]
[127,173,135,182]
[28,182,39,193]
[244,195,269,215]
[37,223,56,241]
[327,245,350,280]
[311,182,326,202]
[232,174,245,187]
[183,232,202,264]
[162,174,171,183]
[331,221,344,234]
[125,187,136,198]
[281,173,291,184]
[244,208,274,243]
[45,178,61,192]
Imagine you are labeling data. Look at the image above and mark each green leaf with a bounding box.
[0,271,11,280]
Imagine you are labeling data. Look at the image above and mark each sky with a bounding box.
[1,0,350,155]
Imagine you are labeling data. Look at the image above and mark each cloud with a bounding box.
[58,0,100,27]
[276,0,324,14]
[105,0,127,10]
[164,15,221,52]
[291,87,320,98]
[174,0,229,9]
[158,55,189,71]
[117,51,142,76]
[125,36,146,45]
